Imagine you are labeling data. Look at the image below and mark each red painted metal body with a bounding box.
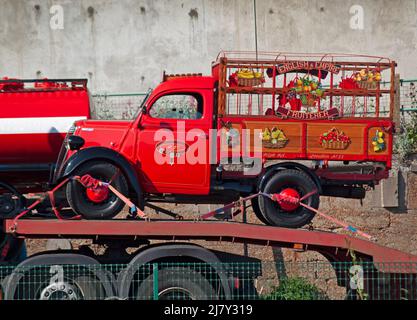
[0,79,91,193]
[68,53,395,198]
[0,79,90,165]
[71,77,216,195]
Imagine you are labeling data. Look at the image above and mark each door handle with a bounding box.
[159,122,172,129]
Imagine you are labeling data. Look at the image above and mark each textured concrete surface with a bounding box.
[1,0,417,92]
[5,0,416,296]
[381,175,399,207]
[407,172,417,209]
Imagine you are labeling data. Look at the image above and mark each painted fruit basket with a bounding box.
[237,69,265,87]
[353,69,381,89]
[356,81,378,90]
[261,127,289,149]
[288,77,325,107]
[319,127,351,150]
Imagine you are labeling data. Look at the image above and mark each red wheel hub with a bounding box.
[275,188,300,211]
[86,185,110,203]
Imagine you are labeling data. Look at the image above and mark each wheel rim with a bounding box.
[86,185,110,203]
[269,183,310,217]
[80,173,116,207]
[0,195,17,215]
[275,188,300,211]
[158,287,194,300]
[0,183,24,218]
[39,281,79,300]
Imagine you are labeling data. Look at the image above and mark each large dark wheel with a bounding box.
[258,169,319,228]
[3,269,107,300]
[251,196,270,225]
[0,182,25,218]
[66,161,128,219]
[136,267,218,300]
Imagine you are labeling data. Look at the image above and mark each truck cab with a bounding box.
[56,52,397,228]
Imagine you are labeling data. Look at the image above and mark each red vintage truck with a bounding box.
[46,52,397,228]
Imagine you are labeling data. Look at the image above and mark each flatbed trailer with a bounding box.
[1,218,417,300]
[4,218,417,266]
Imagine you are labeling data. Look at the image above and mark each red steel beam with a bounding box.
[4,219,417,272]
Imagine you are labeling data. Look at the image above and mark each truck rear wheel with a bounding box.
[136,267,218,300]
[258,169,319,228]
[66,161,128,219]
[251,196,270,225]
[4,271,107,300]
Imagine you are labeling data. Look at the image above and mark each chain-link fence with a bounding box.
[91,79,417,120]
[0,261,416,300]
[91,93,147,120]
[398,80,417,128]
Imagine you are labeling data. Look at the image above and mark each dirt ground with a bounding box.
[22,170,417,298]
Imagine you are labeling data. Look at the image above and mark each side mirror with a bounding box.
[142,105,147,115]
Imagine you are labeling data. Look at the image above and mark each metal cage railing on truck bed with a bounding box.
[213,51,396,119]
[0,261,416,300]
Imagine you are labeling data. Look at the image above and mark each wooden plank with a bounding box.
[307,123,365,155]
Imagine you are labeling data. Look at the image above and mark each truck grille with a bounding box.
[51,126,73,183]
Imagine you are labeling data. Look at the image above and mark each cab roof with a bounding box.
[157,74,217,91]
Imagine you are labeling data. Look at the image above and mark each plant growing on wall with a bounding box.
[394,111,417,163]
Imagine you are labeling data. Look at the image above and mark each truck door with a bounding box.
[137,90,212,195]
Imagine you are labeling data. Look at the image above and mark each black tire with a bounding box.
[0,182,25,218]
[66,161,128,219]
[4,270,106,300]
[251,196,270,225]
[73,275,107,300]
[258,169,319,228]
[136,267,218,300]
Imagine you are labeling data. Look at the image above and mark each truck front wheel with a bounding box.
[66,161,128,219]
[258,169,319,228]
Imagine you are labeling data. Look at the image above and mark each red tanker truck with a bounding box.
[0,78,91,217]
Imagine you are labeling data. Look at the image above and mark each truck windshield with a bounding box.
[135,88,152,118]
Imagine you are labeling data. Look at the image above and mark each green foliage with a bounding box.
[262,277,327,300]
[394,112,417,163]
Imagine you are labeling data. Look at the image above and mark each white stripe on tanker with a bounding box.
[0,116,87,134]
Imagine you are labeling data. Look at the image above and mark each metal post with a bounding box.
[152,263,159,300]
[242,198,248,257]
[393,74,401,129]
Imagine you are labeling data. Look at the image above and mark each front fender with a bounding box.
[59,147,143,209]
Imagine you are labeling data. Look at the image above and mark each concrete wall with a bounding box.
[1,0,417,92]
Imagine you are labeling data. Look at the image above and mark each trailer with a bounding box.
[1,217,416,300]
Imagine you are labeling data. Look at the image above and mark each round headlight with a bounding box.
[67,135,85,151]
